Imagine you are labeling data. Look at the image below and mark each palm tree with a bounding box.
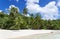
[9,6,19,18]
[23,8,28,15]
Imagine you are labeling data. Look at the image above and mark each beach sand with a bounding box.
[9,32,54,39]
[0,30,55,39]
[0,30,60,39]
[9,31,60,39]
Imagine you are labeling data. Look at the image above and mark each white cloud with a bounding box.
[25,0,59,20]
[56,0,60,19]
[26,0,39,3]
[23,14,30,17]
[9,5,16,9]
[41,1,58,20]
[0,10,2,12]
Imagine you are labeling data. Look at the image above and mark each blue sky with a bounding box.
[0,0,60,20]
[0,0,56,12]
[39,0,56,7]
[0,0,26,12]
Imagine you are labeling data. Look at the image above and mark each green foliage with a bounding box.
[0,7,60,30]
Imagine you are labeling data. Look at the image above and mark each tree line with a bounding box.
[0,6,60,30]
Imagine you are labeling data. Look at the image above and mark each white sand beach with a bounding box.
[0,30,54,39]
[10,31,60,39]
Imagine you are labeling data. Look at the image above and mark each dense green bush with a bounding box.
[0,7,60,30]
